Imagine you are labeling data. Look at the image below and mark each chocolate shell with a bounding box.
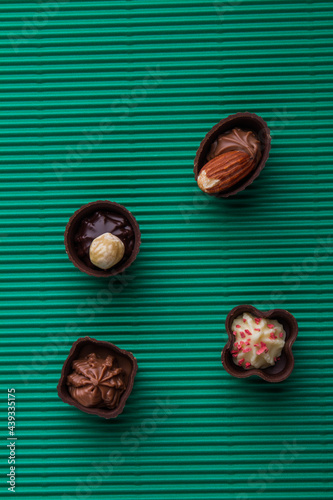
[222,305,298,383]
[64,200,141,278]
[194,112,271,197]
[57,337,138,418]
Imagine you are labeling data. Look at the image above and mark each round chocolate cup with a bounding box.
[222,305,298,383]
[64,200,141,278]
[194,112,271,197]
[57,337,138,419]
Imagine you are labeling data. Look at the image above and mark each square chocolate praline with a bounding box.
[57,337,138,418]
[222,305,298,383]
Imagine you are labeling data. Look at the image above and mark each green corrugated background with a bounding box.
[1,0,333,498]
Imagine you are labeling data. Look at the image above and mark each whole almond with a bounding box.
[197,150,256,194]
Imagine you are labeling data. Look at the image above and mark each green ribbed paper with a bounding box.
[0,1,333,499]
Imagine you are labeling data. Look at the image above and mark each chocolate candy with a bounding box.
[57,337,138,418]
[194,112,271,197]
[64,200,141,277]
[74,210,134,269]
[222,305,298,383]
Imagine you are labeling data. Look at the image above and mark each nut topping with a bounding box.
[89,232,125,270]
[197,150,256,194]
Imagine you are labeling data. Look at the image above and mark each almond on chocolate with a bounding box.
[194,113,271,197]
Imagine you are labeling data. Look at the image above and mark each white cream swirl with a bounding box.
[231,312,286,369]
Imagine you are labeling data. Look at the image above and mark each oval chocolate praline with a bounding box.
[194,112,271,197]
[74,210,135,270]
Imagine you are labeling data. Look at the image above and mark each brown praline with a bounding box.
[57,337,138,418]
[194,112,271,197]
[222,305,298,383]
[64,200,141,278]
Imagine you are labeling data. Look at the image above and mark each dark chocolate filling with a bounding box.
[74,210,134,270]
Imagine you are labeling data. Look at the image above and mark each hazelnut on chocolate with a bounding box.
[64,201,141,278]
[89,232,125,270]
[194,113,271,197]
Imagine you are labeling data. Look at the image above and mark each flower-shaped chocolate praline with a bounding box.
[57,337,138,418]
[194,112,271,197]
[221,305,298,383]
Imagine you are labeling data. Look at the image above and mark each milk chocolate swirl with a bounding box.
[67,353,126,409]
[207,127,261,164]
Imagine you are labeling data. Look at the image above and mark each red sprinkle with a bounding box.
[279,332,284,338]
[246,339,251,345]
[236,324,241,328]
[254,343,260,347]
[254,328,261,332]
[245,329,251,335]
[232,353,238,357]
[267,324,274,329]
[269,332,277,340]
[256,342,268,355]
[231,350,239,354]
[240,332,246,338]
[242,347,252,353]
[233,331,237,336]
[245,362,251,369]
[238,358,245,366]
[243,318,247,323]
[254,318,261,324]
